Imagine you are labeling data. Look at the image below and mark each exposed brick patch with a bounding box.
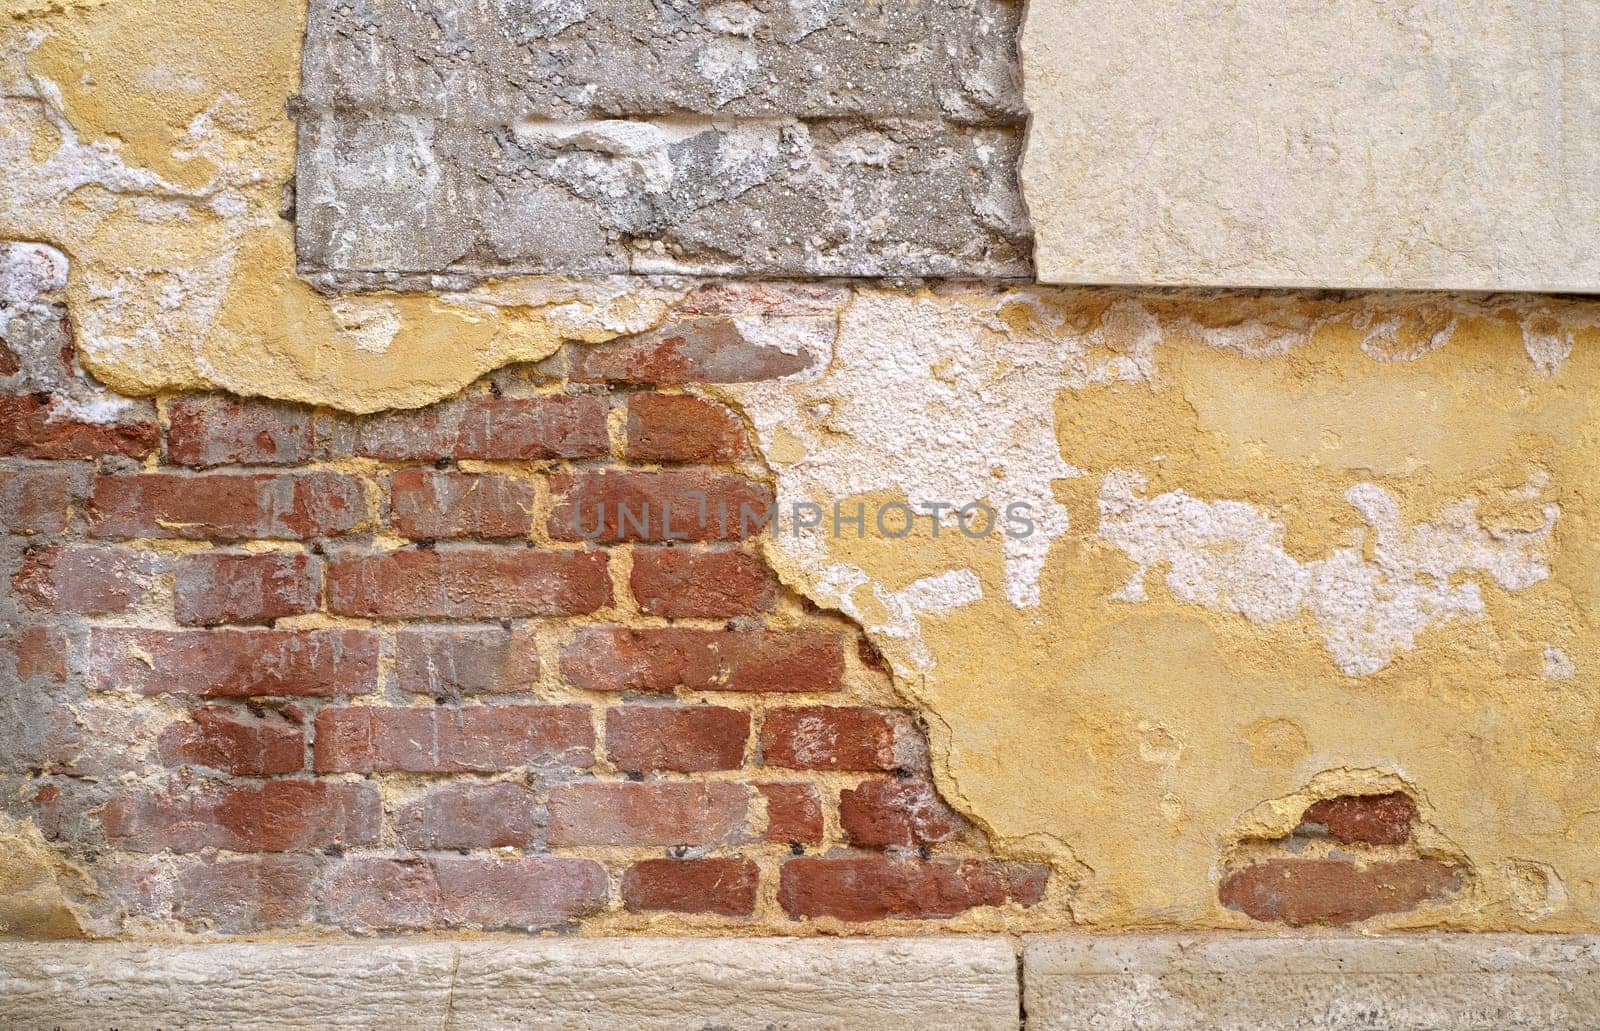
[157,706,305,775]
[173,855,317,932]
[89,471,366,540]
[1298,792,1418,846]
[354,396,609,461]
[91,628,378,698]
[560,627,843,694]
[623,858,759,917]
[572,320,812,384]
[779,856,1049,921]
[12,545,159,614]
[0,467,76,535]
[104,780,381,853]
[605,705,750,773]
[313,705,594,773]
[760,707,899,771]
[324,857,607,931]
[1219,857,1463,926]
[165,397,316,467]
[624,394,750,463]
[548,469,772,543]
[756,782,824,845]
[395,782,542,850]
[388,470,536,539]
[629,546,777,618]
[173,551,321,625]
[393,626,541,696]
[0,394,158,460]
[840,779,962,848]
[2,624,70,681]
[325,546,610,619]
[548,782,749,846]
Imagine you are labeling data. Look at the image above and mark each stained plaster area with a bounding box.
[5,0,1600,938]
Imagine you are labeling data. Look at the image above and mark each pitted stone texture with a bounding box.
[1023,935,1600,1030]
[294,1,1029,277]
[0,938,1019,1030]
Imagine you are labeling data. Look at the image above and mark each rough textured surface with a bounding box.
[1023,935,1600,1030]
[0,938,1020,1030]
[1022,1,1600,290]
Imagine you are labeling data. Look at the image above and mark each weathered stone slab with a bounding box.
[1022,1,1600,291]
[0,937,1020,1030]
[1023,935,1600,1030]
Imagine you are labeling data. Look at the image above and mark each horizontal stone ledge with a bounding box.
[0,937,1020,1031]
[1023,934,1600,1031]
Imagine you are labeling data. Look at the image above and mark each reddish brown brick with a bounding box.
[629,546,777,618]
[322,858,440,931]
[779,856,1049,921]
[605,705,749,773]
[0,394,158,460]
[157,706,305,775]
[313,704,593,773]
[572,319,812,384]
[761,707,899,771]
[548,782,749,846]
[91,628,377,698]
[173,855,316,932]
[756,782,824,845]
[560,627,843,694]
[1219,857,1463,926]
[104,780,380,853]
[325,547,610,619]
[1298,792,1418,846]
[355,395,608,461]
[164,396,315,467]
[623,858,758,917]
[325,857,607,931]
[388,470,536,539]
[89,471,365,540]
[548,469,772,543]
[394,626,541,696]
[395,782,542,850]
[12,545,159,614]
[2,624,70,681]
[173,551,321,625]
[0,467,76,535]
[839,779,962,848]
[625,393,750,463]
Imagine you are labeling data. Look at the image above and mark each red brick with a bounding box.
[103,780,380,852]
[0,467,76,535]
[756,782,824,845]
[91,628,377,698]
[313,704,593,773]
[624,393,750,463]
[157,706,305,775]
[0,394,158,460]
[560,627,843,694]
[623,858,758,917]
[395,782,542,849]
[89,471,366,540]
[2,624,70,681]
[325,547,610,619]
[572,320,812,384]
[1298,792,1418,846]
[760,707,899,771]
[548,782,749,846]
[325,857,607,931]
[164,396,315,467]
[173,551,321,625]
[629,546,777,618]
[12,545,159,614]
[548,469,772,543]
[173,855,316,932]
[779,856,1049,921]
[388,470,536,539]
[1219,857,1463,926]
[394,626,541,696]
[605,705,749,772]
[355,395,609,461]
[839,779,962,848]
